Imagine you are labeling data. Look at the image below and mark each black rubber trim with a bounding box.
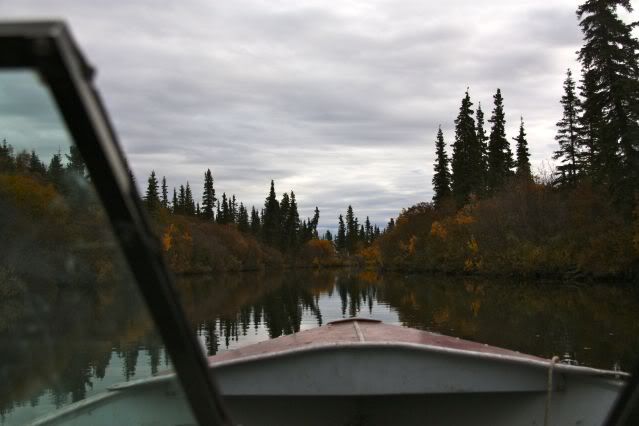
[0,21,231,426]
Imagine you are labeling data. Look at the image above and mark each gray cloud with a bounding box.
[1,0,635,229]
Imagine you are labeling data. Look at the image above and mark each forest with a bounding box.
[0,0,638,281]
[375,0,639,281]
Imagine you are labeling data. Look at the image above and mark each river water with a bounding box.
[2,270,639,424]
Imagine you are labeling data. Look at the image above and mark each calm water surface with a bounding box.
[2,270,639,424]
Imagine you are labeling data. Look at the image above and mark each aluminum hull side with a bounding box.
[30,342,626,426]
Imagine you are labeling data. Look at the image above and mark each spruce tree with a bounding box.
[387,218,395,232]
[178,185,186,215]
[0,139,14,173]
[201,169,216,220]
[220,193,229,224]
[28,151,46,176]
[554,69,584,186]
[432,126,451,208]
[284,191,300,250]
[237,203,250,233]
[185,182,195,215]
[161,176,169,208]
[345,205,358,252]
[13,150,28,173]
[299,220,310,244]
[579,69,603,178]
[336,214,347,253]
[231,195,238,223]
[451,89,481,205]
[172,188,178,214]
[250,206,262,237]
[323,230,333,241]
[475,103,489,193]
[65,145,85,177]
[309,207,320,239]
[279,192,291,249]
[48,151,64,186]
[514,117,532,179]
[364,216,372,244]
[145,171,160,211]
[262,180,280,245]
[487,89,513,191]
[577,0,639,204]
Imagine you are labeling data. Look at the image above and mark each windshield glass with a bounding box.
[0,70,195,425]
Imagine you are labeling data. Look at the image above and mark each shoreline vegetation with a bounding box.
[0,0,637,283]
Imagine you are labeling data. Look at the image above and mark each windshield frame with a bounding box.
[0,21,231,426]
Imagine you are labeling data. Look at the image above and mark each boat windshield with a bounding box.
[0,70,197,425]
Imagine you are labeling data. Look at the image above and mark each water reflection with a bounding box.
[2,269,639,424]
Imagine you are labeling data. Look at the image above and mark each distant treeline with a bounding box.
[140,166,391,271]
[139,172,339,271]
[374,0,639,280]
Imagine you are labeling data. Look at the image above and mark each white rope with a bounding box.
[544,356,560,426]
[353,321,365,342]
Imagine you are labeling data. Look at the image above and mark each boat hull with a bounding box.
[29,320,627,426]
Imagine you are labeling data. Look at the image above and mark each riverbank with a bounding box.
[371,181,639,283]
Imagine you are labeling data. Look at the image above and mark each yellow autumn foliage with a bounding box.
[376,180,637,279]
[430,221,447,239]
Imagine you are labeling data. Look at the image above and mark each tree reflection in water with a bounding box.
[2,269,639,423]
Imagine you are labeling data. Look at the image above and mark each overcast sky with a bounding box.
[1,1,637,231]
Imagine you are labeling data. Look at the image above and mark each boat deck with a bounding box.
[209,317,545,365]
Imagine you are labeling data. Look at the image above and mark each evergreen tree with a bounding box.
[373,225,381,240]
[28,150,46,176]
[577,0,639,205]
[284,191,300,250]
[336,214,347,252]
[161,176,169,208]
[345,205,359,252]
[178,185,186,215]
[323,230,333,241]
[262,180,280,246]
[201,169,216,220]
[554,69,584,187]
[387,218,395,232]
[172,188,178,214]
[364,216,372,245]
[279,192,291,249]
[514,117,532,179]
[238,203,250,233]
[65,145,85,177]
[250,206,261,237]
[229,195,237,223]
[144,171,161,211]
[451,89,481,205]
[185,182,195,215]
[358,225,366,243]
[220,193,229,224]
[309,207,320,239]
[48,151,65,186]
[196,202,200,216]
[432,126,451,207]
[14,150,29,173]
[0,139,14,172]
[475,103,489,193]
[299,220,310,244]
[578,69,603,177]
[487,88,513,191]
